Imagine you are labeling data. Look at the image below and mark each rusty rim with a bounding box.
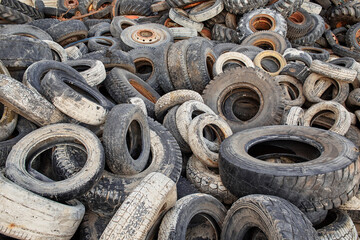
[288,11,305,25]
[200,27,212,39]
[267,0,279,5]
[206,53,216,79]
[129,80,157,103]
[131,29,160,44]
[331,32,339,45]
[64,0,79,9]
[249,14,276,32]
[183,1,206,9]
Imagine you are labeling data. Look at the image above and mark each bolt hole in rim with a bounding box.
[132,29,161,44]
[64,0,79,8]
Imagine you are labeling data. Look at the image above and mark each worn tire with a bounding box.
[219,125,360,212]
[66,59,106,87]
[310,59,357,83]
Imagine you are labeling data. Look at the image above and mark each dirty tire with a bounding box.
[46,20,88,46]
[158,193,227,240]
[0,172,85,240]
[78,210,111,240]
[291,14,325,46]
[5,123,105,201]
[42,40,68,62]
[303,101,351,136]
[275,75,305,107]
[297,46,329,61]
[211,24,240,43]
[317,209,358,240]
[213,52,254,76]
[0,4,33,23]
[202,67,286,132]
[310,59,357,83]
[169,8,203,32]
[219,125,360,212]
[282,106,304,126]
[103,104,150,175]
[100,172,177,240]
[253,50,287,76]
[221,194,318,239]
[186,156,237,204]
[66,59,106,87]
[0,74,66,126]
[0,105,18,142]
[0,24,51,40]
[241,30,287,54]
[110,16,137,38]
[286,8,314,39]
[41,70,113,125]
[0,0,43,19]
[223,0,268,15]
[188,113,232,168]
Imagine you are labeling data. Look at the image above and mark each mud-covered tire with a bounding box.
[65,59,106,87]
[219,125,360,212]
[346,22,360,51]
[241,30,287,54]
[103,104,150,175]
[0,172,85,240]
[78,210,111,240]
[297,46,330,61]
[46,20,88,46]
[310,59,357,83]
[0,4,33,23]
[211,24,241,43]
[100,172,176,240]
[223,0,268,15]
[221,194,317,239]
[158,193,227,240]
[0,0,43,19]
[287,8,314,39]
[202,67,286,132]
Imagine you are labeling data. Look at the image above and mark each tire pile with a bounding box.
[1,0,360,239]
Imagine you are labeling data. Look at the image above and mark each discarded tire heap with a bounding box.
[2,0,360,239]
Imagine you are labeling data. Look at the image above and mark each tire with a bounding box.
[253,50,287,76]
[0,0,43,19]
[304,209,328,226]
[0,105,17,142]
[211,24,240,43]
[286,8,314,39]
[0,172,85,240]
[155,89,203,122]
[280,62,311,83]
[240,30,287,54]
[158,193,227,240]
[346,22,360,51]
[88,22,111,38]
[128,47,165,92]
[186,38,217,93]
[52,117,182,215]
[105,68,160,118]
[0,24,51,40]
[274,75,305,107]
[176,176,200,200]
[118,0,153,16]
[188,113,232,168]
[27,18,60,30]
[87,37,120,52]
[168,27,198,39]
[120,23,173,51]
[202,67,286,132]
[0,74,66,126]
[332,43,360,62]
[65,59,106,87]
[347,88,360,108]
[186,156,236,204]
[0,117,36,168]
[237,8,287,38]
[297,46,330,61]
[188,0,224,22]
[0,35,52,69]
[329,3,360,29]
[100,172,176,240]
[127,97,147,116]
[291,14,325,46]
[42,40,68,62]
[283,47,312,67]
[167,39,193,90]
[66,46,83,60]
[282,106,304,125]
[23,60,86,96]
[219,125,360,212]
[103,104,150,175]
[46,20,88,46]
[213,42,239,55]
[5,123,105,201]
[213,52,254,76]
[230,45,263,60]
[41,70,114,125]
[169,8,204,32]
[310,59,357,83]
[0,4,33,23]
[303,101,351,136]
[163,106,192,153]
[110,16,137,39]
[223,0,268,15]
[221,194,317,239]
[317,209,358,240]
[176,100,215,144]
[303,73,349,104]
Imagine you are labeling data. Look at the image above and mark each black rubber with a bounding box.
[78,210,111,239]
[287,8,314,39]
[240,30,287,54]
[223,0,268,15]
[211,24,241,43]
[52,117,182,215]
[118,0,153,16]
[202,67,286,132]
[221,194,318,239]
[46,20,88,46]
[329,2,360,29]
[280,62,311,83]
[0,0,43,19]
[291,14,325,46]
[332,44,360,62]
[0,24,52,40]
[0,3,33,23]
[219,125,360,212]
[103,104,150,175]
[104,67,160,118]
[213,42,240,55]
[346,22,360,51]
[268,0,303,17]
[27,18,60,31]
[297,46,330,61]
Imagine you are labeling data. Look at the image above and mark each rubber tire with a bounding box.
[0,24,51,40]
[158,193,227,239]
[211,24,240,43]
[219,125,360,212]
[287,8,314,39]
[291,14,325,46]
[0,4,33,23]
[346,22,360,51]
[65,59,106,87]
[310,59,357,83]
[274,75,305,107]
[100,172,176,240]
[297,46,330,61]
[283,47,312,67]
[186,156,236,204]
[52,117,182,215]
[202,67,286,132]
[0,0,43,19]
[46,20,88,46]
[221,194,318,239]
[0,172,85,240]
[103,104,150,175]
[105,67,160,118]
[223,0,268,15]
[110,16,137,39]
[78,210,111,240]
[240,30,287,54]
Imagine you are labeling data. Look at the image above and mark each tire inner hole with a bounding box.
[206,54,215,79]
[314,79,339,100]
[248,139,321,163]
[253,40,275,51]
[243,227,267,240]
[186,214,220,240]
[223,59,247,72]
[289,11,305,24]
[64,80,100,103]
[250,16,274,31]
[260,56,280,73]
[135,59,154,75]
[279,81,299,100]
[71,64,91,72]
[309,110,335,130]
[126,120,142,160]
